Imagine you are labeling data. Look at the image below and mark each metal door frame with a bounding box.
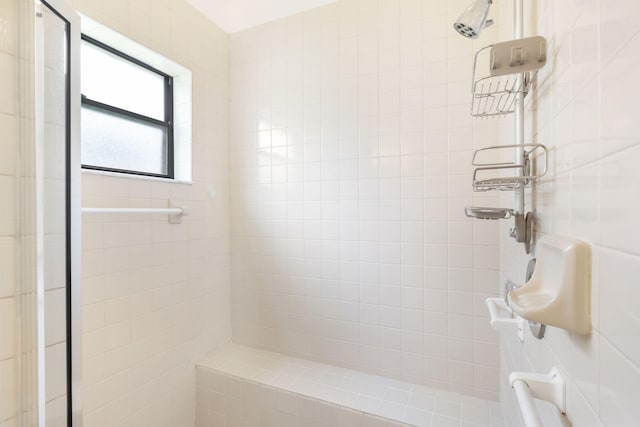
[35,1,81,425]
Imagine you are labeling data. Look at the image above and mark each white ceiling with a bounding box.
[185,0,338,33]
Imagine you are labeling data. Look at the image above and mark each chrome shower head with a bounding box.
[453,0,494,39]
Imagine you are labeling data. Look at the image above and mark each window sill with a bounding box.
[81,168,192,185]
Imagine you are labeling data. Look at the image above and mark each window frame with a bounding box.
[80,34,175,179]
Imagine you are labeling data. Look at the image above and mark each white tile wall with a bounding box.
[228,0,503,400]
[71,0,231,426]
[497,1,640,426]
[0,0,19,424]
[195,343,504,427]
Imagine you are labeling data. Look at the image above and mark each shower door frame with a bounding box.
[35,0,82,425]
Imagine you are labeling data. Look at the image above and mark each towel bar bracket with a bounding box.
[168,200,188,224]
[485,297,526,342]
[510,367,566,414]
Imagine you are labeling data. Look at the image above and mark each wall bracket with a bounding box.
[510,367,566,413]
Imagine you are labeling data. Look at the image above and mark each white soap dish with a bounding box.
[508,235,591,335]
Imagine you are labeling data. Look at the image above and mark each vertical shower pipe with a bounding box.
[514,0,525,215]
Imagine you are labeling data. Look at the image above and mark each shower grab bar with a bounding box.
[511,380,543,427]
[82,207,183,215]
[510,368,566,427]
[81,201,187,224]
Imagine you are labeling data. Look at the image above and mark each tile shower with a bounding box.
[1,0,639,426]
[228,0,501,399]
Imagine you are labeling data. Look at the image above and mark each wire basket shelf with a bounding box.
[471,37,547,118]
[471,70,536,118]
[472,144,548,192]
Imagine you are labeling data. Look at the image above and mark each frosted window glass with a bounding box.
[81,40,165,120]
[81,106,168,175]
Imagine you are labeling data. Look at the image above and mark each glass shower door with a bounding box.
[35,0,81,425]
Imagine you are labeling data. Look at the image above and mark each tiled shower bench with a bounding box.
[195,344,503,427]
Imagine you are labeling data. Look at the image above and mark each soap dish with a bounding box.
[508,235,591,335]
[465,207,513,220]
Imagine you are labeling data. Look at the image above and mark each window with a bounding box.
[80,35,174,178]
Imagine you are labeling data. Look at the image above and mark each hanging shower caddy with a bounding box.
[471,143,548,192]
[464,33,549,254]
[470,36,547,118]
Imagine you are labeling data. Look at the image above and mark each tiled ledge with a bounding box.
[196,343,503,427]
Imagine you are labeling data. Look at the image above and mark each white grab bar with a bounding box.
[82,207,183,215]
[512,379,543,427]
[486,297,525,341]
[510,367,566,427]
[81,200,187,224]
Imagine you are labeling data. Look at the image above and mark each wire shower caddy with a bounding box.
[470,36,547,118]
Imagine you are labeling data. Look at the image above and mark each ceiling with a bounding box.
[185,0,338,33]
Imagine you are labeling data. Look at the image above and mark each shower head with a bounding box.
[453,0,494,39]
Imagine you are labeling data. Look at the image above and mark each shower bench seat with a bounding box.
[195,343,501,427]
